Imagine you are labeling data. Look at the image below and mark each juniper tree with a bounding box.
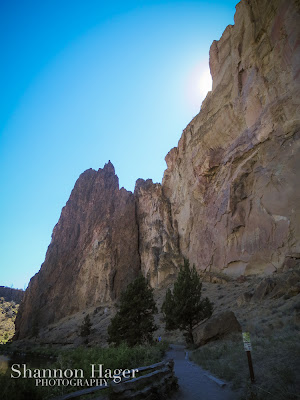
[107,274,157,347]
[80,314,92,337]
[161,259,213,344]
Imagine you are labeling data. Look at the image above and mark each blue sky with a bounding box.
[0,0,237,289]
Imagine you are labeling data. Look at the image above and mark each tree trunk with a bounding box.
[187,323,194,344]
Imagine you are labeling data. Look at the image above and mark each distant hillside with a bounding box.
[0,297,20,343]
[0,286,24,304]
[0,287,23,343]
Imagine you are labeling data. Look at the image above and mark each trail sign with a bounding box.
[242,332,252,351]
[242,332,255,383]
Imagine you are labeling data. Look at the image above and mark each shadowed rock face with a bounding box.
[163,0,300,277]
[14,0,300,340]
[134,179,183,288]
[14,162,141,339]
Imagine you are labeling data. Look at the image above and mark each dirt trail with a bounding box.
[167,345,239,400]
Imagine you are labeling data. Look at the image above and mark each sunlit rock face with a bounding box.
[134,179,183,288]
[162,0,300,277]
[15,162,141,339]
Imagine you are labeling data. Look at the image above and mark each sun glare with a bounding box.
[198,65,212,99]
[185,60,212,114]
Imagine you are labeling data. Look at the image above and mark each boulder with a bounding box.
[193,311,242,347]
[251,278,277,301]
[237,291,253,307]
[282,254,300,272]
[252,271,300,300]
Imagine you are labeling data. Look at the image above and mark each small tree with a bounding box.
[80,314,92,337]
[108,274,158,347]
[161,259,213,344]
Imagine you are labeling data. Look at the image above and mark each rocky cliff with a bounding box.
[134,179,183,287]
[163,0,300,276]
[15,0,300,340]
[15,162,141,339]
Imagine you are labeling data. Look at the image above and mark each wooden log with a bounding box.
[128,359,173,374]
[53,359,175,400]
[111,367,171,393]
[110,372,175,400]
[51,383,107,400]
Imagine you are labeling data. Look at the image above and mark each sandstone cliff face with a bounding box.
[15,162,140,339]
[134,179,183,287]
[163,0,300,276]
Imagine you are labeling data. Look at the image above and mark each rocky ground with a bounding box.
[201,268,300,335]
[189,268,300,399]
[155,266,300,342]
[9,266,300,348]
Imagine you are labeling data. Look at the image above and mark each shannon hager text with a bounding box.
[11,364,139,386]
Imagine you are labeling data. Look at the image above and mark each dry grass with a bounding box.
[189,269,300,400]
[190,328,300,399]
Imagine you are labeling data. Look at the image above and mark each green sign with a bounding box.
[242,332,252,351]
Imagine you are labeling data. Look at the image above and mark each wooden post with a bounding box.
[246,350,255,383]
[242,332,255,383]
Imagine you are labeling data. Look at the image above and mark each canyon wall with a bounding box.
[15,163,141,339]
[14,0,300,339]
[134,179,183,287]
[163,0,300,276]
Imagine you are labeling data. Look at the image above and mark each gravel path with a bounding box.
[167,344,239,400]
